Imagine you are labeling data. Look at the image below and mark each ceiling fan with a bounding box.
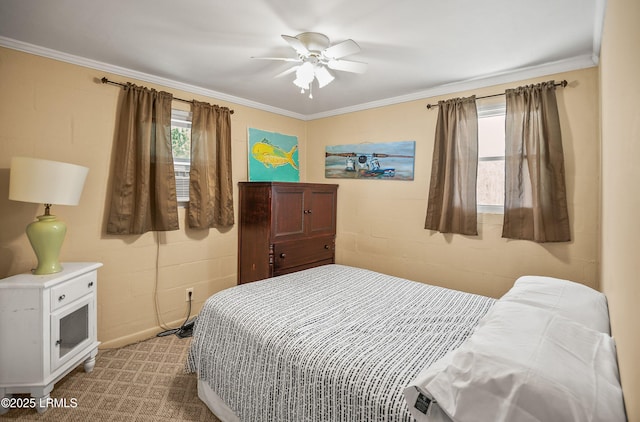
[253,32,368,98]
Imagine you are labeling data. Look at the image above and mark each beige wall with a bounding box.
[0,37,615,370]
[600,0,640,419]
[0,46,602,342]
[1,20,634,415]
[0,47,307,347]
[308,67,601,299]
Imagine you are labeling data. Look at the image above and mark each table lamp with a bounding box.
[9,157,89,275]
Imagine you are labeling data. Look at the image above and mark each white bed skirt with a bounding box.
[198,379,240,422]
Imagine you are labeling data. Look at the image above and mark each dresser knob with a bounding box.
[88,281,94,288]
[58,294,66,301]
[55,339,62,346]
[280,253,286,259]
[324,244,330,249]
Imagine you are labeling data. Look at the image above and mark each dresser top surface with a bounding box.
[0,262,103,289]
[239,181,338,188]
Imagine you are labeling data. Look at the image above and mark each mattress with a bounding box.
[187,264,495,422]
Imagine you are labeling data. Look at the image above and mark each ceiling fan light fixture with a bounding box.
[293,61,314,91]
[314,65,335,88]
[297,62,314,82]
[293,77,310,91]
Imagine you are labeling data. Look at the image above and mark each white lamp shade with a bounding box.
[9,157,89,206]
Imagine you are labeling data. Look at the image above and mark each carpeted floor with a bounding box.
[1,335,221,421]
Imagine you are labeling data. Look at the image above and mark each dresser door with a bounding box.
[50,294,95,371]
[307,186,337,236]
[271,184,306,241]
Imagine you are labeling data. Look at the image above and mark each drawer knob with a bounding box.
[324,244,330,249]
[55,339,62,346]
[88,281,94,288]
[280,253,286,259]
[58,294,66,302]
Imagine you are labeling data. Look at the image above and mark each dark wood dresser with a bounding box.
[238,182,338,284]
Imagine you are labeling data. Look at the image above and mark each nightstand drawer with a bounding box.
[50,271,96,311]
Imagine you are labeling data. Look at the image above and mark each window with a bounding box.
[477,102,506,214]
[171,109,192,202]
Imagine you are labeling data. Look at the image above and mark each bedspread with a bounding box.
[187,264,495,422]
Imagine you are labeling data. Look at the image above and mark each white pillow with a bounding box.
[500,275,610,334]
[404,301,626,422]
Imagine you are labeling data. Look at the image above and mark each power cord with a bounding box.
[153,232,196,338]
[157,290,196,338]
[153,232,173,331]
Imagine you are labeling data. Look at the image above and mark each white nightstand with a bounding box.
[0,262,102,414]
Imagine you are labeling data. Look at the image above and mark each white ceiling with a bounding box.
[0,0,605,120]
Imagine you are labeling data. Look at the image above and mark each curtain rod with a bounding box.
[425,80,568,110]
[100,77,234,114]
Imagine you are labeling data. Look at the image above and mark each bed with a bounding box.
[187,265,627,422]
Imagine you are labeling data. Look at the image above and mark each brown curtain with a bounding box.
[425,96,478,235]
[107,84,178,234]
[502,81,570,242]
[188,101,234,229]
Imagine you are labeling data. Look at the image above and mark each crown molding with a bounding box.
[590,0,607,66]
[1,36,597,122]
[306,54,598,120]
[0,36,307,121]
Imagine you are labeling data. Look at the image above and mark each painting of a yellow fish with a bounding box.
[248,128,299,182]
[252,139,298,170]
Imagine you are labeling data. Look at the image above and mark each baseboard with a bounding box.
[98,316,193,349]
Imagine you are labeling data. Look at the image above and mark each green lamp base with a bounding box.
[26,214,67,275]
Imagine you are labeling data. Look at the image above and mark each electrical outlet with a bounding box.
[185,287,194,302]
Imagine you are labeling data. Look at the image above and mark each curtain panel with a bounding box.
[188,101,234,229]
[106,84,179,234]
[425,96,479,235]
[502,81,570,242]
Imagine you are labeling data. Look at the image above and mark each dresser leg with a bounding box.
[83,356,96,372]
[83,348,98,373]
[35,394,49,414]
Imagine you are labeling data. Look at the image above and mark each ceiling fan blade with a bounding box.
[282,34,309,55]
[327,59,368,74]
[251,56,301,62]
[323,39,361,59]
[274,66,299,78]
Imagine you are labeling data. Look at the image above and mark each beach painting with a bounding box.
[248,128,299,182]
[325,141,415,180]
